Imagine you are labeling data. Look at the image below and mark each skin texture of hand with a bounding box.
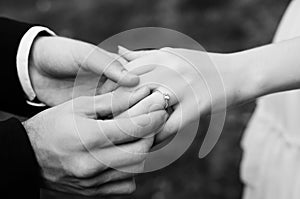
[113,36,300,148]
[117,46,250,142]
[29,36,139,106]
[23,87,168,196]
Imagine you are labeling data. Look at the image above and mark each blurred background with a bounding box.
[0,0,292,198]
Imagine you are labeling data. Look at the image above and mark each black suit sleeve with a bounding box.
[0,17,46,117]
[0,17,43,198]
[0,118,40,198]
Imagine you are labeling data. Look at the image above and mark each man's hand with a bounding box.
[23,87,167,196]
[28,36,138,106]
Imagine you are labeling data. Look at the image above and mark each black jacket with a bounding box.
[0,17,46,198]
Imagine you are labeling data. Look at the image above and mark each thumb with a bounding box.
[118,46,154,61]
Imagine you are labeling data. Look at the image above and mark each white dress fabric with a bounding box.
[241,1,300,199]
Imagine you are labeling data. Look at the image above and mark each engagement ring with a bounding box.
[156,90,171,109]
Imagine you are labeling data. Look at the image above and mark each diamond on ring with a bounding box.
[156,90,171,109]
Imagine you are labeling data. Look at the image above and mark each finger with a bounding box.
[74,141,149,179]
[115,90,177,143]
[116,91,166,119]
[96,48,134,94]
[73,163,144,188]
[77,86,150,118]
[93,137,154,169]
[153,87,178,107]
[116,88,178,120]
[95,178,136,196]
[105,50,129,65]
[155,107,181,143]
[155,99,197,144]
[53,178,136,197]
[85,46,139,86]
[96,87,150,118]
[73,110,166,151]
[118,46,156,61]
[78,138,153,178]
[99,110,168,144]
[98,79,119,94]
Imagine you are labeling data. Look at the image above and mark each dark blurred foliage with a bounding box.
[0,0,291,199]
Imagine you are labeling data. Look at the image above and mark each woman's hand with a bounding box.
[23,86,168,196]
[117,47,253,142]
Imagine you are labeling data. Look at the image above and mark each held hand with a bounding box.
[23,87,167,196]
[29,36,138,106]
[118,47,248,142]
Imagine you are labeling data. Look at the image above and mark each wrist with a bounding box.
[22,117,43,169]
[22,119,36,154]
[231,50,269,102]
[208,52,262,108]
[210,53,247,106]
[29,36,47,73]
[28,36,50,101]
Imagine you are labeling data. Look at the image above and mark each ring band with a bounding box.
[156,90,170,109]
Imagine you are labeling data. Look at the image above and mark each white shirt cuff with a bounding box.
[16,26,55,106]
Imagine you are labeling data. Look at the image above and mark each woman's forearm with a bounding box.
[119,40,300,115]
[171,37,300,111]
[234,37,300,99]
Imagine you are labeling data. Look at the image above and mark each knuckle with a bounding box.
[72,156,106,179]
[71,158,91,178]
